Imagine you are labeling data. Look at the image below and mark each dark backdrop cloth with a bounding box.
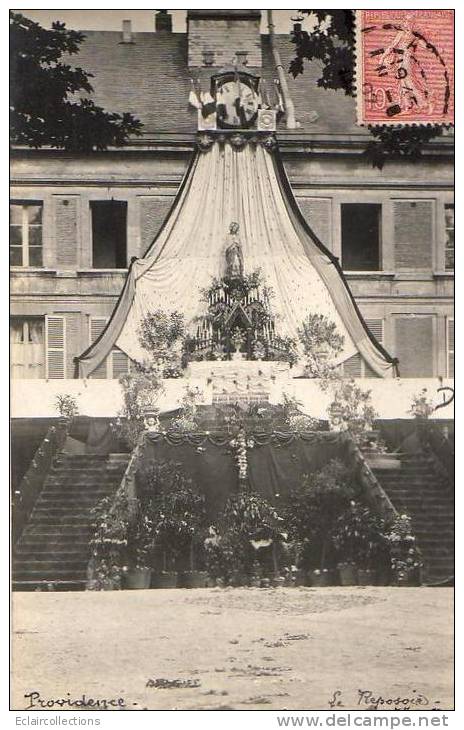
[140,431,344,519]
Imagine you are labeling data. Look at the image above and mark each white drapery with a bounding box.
[78,141,395,378]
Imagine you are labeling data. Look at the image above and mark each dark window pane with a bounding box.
[10,247,22,266]
[27,205,42,224]
[29,247,43,267]
[9,205,22,224]
[29,227,42,247]
[91,201,127,268]
[341,204,381,271]
[10,226,22,246]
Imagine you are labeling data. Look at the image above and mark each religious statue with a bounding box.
[225,222,244,279]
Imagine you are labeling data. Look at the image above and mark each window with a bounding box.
[10,202,43,267]
[91,201,127,268]
[447,318,454,378]
[445,204,454,271]
[10,318,45,379]
[341,203,381,271]
[342,319,384,377]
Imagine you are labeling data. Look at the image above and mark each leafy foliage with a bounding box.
[332,500,390,569]
[284,459,355,570]
[54,393,79,419]
[88,490,131,589]
[297,313,344,377]
[137,459,207,571]
[408,388,436,420]
[10,11,143,150]
[114,363,164,447]
[327,378,377,443]
[290,10,444,168]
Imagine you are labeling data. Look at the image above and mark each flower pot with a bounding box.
[249,576,261,588]
[178,571,208,589]
[260,578,271,588]
[229,572,247,587]
[271,575,286,588]
[357,569,376,586]
[294,569,307,587]
[151,571,178,589]
[124,567,152,590]
[308,570,332,587]
[338,563,358,586]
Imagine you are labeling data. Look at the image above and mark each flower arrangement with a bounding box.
[230,427,253,484]
[114,362,164,447]
[88,491,131,590]
[408,388,435,420]
[327,378,378,444]
[169,386,203,433]
[138,308,186,377]
[385,513,422,584]
[54,393,79,420]
[280,392,323,431]
[297,313,345,378]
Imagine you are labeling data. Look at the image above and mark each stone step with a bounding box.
[12,580,87,592]
[14,568,88,581]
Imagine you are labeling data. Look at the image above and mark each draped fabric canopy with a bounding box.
[77,138,396,378]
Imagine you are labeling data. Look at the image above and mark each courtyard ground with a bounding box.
[12,587,453,712]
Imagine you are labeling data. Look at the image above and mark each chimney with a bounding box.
[155,10,172,32]
[121,19,133,44]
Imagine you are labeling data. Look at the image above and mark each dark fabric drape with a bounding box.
[140,431,344,519]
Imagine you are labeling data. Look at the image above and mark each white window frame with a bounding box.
[10,202,43,268]
[444,203,454,272]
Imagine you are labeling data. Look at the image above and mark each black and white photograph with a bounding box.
[10,5,455,718]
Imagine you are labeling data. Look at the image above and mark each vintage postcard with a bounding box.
[10,6,455,721]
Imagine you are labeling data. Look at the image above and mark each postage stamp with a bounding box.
[355,9,454,126]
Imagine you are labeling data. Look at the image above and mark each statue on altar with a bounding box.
[225,222,244,279]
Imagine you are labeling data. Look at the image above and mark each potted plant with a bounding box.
[284,459,355,587]
[137,459,206,588]
[88,491,131,591]
[385,513,423,586]
[125,508,154,589]
[54,393,79,422]
[333,501,389,586]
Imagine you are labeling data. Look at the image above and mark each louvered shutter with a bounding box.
[394,316,434,377]
[45,316,66,379]
[343,319,384,377]
[296,197,332,249]
[447,319,454,378]
[89,317,108,379]
[393,200,433,270]
[111,348,130,378]
[343,353,362,377]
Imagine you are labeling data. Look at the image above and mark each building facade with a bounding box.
[10,10,454,384]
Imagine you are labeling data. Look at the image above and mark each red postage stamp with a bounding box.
[356,9,454,125]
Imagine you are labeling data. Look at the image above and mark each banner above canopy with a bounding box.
[77,135,397,378]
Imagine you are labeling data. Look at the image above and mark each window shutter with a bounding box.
[89,317,108,379]
[394,316,434,377]
[45,316,66,379]
[343,353,362,377]
[365,318,384,345]
[296,197,332,249]
[55,196,79,268]
[140,196,174,255]
[393,200,433,270]
[111,348,130,379]
[447,318,454,378]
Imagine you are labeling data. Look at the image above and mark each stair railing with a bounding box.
[340,432,398,520]
[417,421,454,488]
[12,418,70,544]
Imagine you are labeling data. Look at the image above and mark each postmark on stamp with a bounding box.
[355,10,454,126]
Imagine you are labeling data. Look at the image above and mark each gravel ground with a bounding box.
[12,587,453,711]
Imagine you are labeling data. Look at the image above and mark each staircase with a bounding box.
[13,452,129,591]
[373,454,454,585]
